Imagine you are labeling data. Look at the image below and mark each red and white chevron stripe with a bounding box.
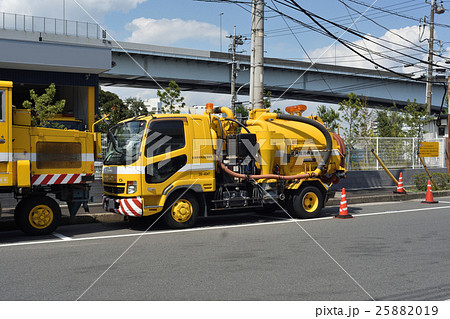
[31,173,94,186]
[103,196,143,217]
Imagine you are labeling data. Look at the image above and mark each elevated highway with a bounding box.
[0,17,446,111]
[103,41,447,111]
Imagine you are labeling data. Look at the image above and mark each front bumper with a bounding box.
[103,195,143,217]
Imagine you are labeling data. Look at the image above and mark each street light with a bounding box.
[63,0,66,35]
[219,13,224,52]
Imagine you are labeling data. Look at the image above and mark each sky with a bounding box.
[1,0,450,115]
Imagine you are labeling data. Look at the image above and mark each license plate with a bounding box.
[108,199,115,210]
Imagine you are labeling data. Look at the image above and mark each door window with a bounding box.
[145,120,185,157]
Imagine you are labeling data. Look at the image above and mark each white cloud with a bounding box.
[125,17,222,46]
[307,25,427,71]
[0,0,146,20]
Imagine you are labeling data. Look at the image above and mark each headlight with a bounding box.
[127,181,137,194]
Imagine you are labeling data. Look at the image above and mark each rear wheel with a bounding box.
[15,196,62,236]
[163,192,199,229]
[289,186,324,219]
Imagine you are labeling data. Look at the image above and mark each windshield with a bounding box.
[104,120,147,165]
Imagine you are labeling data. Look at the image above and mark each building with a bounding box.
[143,98,162,114]
[423,114,448,139]
[143,99,207,115]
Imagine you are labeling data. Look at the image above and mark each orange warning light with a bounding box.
[285,104,307,115]
[206,103,214,110]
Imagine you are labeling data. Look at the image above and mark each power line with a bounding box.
[271,0,450,76]
[253,1,428,38]
[271,0,432,83]
[337,0,427,53]
[346,0,450,28]
[269,0,340,106]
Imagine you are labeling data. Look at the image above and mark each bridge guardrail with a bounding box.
[0,11,102,39]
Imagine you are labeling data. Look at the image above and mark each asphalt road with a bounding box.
[1,197,450,301]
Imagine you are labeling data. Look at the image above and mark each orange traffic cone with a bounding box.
[422,180,438,204]
[393,172,406,194]
[335,188,353,219]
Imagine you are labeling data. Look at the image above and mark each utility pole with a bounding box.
[227,26,245,114]
[250,0,264,110]
[448,76,450,173]
[425,0,445,113]
[426,0,436,114]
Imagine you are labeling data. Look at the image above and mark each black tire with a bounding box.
[15,196,62,236]
[13,200,26,227]
[289,186,324,219]
[163,192,199,229]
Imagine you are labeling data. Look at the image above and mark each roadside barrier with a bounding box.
[393,172,406,194]
[335,188,353,219]
[422,180,439,204]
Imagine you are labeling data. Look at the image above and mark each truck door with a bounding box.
[143,118,191,207]
[0,82,12,186]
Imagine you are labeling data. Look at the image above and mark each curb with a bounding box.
[326,190,450,206]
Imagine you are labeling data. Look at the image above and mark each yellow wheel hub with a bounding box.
[28,205,54,229]
[171,199,193,223]
[302,192,319,213]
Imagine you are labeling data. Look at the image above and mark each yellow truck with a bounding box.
[102,103,346,228]
[0,81,101,235]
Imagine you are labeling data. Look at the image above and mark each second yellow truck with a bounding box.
[0,81,101,235]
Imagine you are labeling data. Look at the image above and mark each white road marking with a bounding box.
[52,232,72,240]
[1,205,450,249]
[253,214,291,221]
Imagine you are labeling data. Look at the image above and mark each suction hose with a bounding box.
[219,161,314,180]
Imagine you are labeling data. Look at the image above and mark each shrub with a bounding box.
[412,172,450,191]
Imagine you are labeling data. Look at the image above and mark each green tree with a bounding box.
[403,100,428,139]
[124,97,148,117]
[316,105,340,132]
[22,83,66,128]
[97,90,149,132]
[338,92,374,142]
[263,90,272,109]
[157,80,185,113]
[376,108,404,137]
[235,103,249,118]
[98,89,126,132]
[273,107,284,114]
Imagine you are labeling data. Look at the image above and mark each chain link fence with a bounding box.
[346,137,446,171]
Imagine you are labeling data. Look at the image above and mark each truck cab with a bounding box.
[103,114,216,227]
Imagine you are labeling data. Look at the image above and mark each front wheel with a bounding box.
[289,186,324,219]
[163,192,199,229]
[15,196,62,236]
